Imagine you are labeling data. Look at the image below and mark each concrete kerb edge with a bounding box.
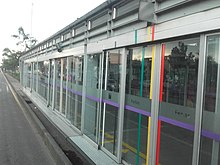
[3,73,72,165]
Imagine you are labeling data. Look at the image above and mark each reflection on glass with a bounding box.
[62,58,67,114]
[159,38,200,165]
[105,50,121,92]
[27,63,31,88]
[55,59,61,110]
[38,61,49,100]
[123,46,151,165]
[66,56,83,129]
[103,104,119,156]
[199,35,220,165]
[49,60,54,106]
[84,54,101,142]
[163,39,199,107]
[102,49,122,156]
[122,110,148,165]
[33,62,37,91]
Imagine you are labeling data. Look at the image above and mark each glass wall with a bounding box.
[49,60,54,106]
[66,56,84,130]
[199,34,220,165]
[33,62,37,92]
[84,54,101,142]
[122,46,152,165]
[23,63,31,88]
[159,38,200,165]
[61,58,67,115]
[38,61,49,100]
[101,49,122,157]
[54,59,61,111]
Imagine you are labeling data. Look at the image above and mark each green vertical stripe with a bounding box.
[136,47,145,165]
[135,30,138,44]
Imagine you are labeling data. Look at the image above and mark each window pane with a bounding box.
[199,35,220,165]
[159,38,200,165]
[123,46,152,165]
[84,54,101,142]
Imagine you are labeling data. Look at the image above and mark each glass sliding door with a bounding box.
[158,38,200,165]
[122,46,152,165]
[61,58,67,115]
[84,53,101,143]
[33,62,37,92]
[199,34,220,165]
[38,61,49,100]
[101,49,123,157]
[49,60,54,107]
[66,55,84,130]
[54,59,61,111]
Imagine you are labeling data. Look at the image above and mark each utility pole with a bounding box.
[31,2,33,35]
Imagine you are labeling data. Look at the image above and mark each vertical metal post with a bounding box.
[52,60,56,110]
[60,59,64,113]
[117,48,127,163]
[65,57,70,117]
[148,44,162,165]
[101,51,109,146]
[47,61,51,106]
[98,51,105,146]
[192,34,206,165]
[36,57,39,94]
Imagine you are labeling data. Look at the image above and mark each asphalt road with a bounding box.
[0,71,55,165]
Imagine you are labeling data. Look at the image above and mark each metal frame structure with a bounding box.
[19,0,220,165]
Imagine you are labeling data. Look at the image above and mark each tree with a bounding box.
[2,48,22,72]
[1,27,37,72]
[12,27,37,51]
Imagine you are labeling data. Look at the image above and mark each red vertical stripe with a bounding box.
[156,44,165,165]
[152,25,155,41]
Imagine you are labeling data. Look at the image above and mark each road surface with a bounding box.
[0,71,55,165]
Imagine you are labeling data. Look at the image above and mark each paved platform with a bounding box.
[0,71,56,165]
[5,72,120,165]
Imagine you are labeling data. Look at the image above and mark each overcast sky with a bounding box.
[0,0,105,63]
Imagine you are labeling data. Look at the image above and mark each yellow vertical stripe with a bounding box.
[147,26,151,41]
[146,45,155,165]
[146,117,151,165]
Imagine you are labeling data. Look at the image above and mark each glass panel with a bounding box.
[62,58,67,114]
[38,61,49,100]
[49,60,54,106]
[102,49,122,157]
[27,63,31,88]
[103,104,119,155]
[55,59,61,111]
[84,54,101,142]
[123,46,152,165]
[66,56,83,129]
[159,38,200,165]
[33,62,37,92]
[199,35,220,165]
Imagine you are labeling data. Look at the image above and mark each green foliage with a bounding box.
[1,27,37,72]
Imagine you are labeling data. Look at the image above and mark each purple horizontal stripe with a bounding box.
[159,116,220,141]
[125,105,151,117]
[67,88,82,96]
[159,116,195,132]
[202,129,220,142]
[86,95,101,102]
[103,99,120,108]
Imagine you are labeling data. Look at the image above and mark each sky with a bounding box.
[0,0,106,63]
